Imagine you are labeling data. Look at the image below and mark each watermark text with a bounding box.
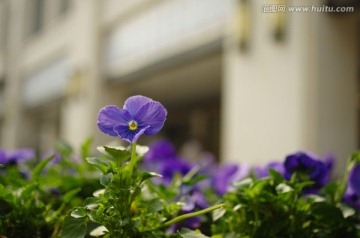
[261,4,354,13]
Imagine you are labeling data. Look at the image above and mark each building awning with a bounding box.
[23,58,70,108]
[104,0,232,80]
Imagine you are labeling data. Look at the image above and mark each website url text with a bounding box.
[261,4,355,13]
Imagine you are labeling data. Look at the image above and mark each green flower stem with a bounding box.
[152,203,225,231]
[335,156,357,203]
[128,142,137,185]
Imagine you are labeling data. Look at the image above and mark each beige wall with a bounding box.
[1,0,25,149]
[221,0,358,174]
[315,15,358,174]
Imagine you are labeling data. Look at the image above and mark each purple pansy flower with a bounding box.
[97,95,167,143]
[343,185,360,210]
[142,139,177,172]
[212,164,250,195]
[143,139,176,163]
[284,151,330,193]
[323,153,335,171]
[254,161,285,179]
[5,148,35,164]
[168,213,202,234]
[186,191,209,210]
[42,150,62,164]
[348,163,360,197]
[0,149,6,164]
[157,158,193,185]
[169,193,204,233]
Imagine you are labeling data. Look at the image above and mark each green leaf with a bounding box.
[31,155,54,181]
[139,171,162,184]
[269,169,284,184]
[84,197,100,207]
[135,144,149,156]
[100,173,113,186]
[183,174,209,186]
[83,198,99,211]
[0,184,10,196]
[0,164,4,168]
[212,207,226,221]
[0,197,12,216]
[294,181,315,192]
[350,151,360,163]
[232,178,253,189]
[86,157,109,173]
[103,146,131,164]
[311,202,344,225]
[92,189,105,198]
[60,216,87,238]
[63,188,82,203]
[19,184,38,200]
[71,208,87,218]
[275,183,293,194]
[146,199,164,212]
[80,137,93,159]
[338,204,356,218]
[306,194,325,203]
[88,210,102,223]
[323,182,338,197]
[56,140,73,156]
[0,185,14,209]
[90,226,108,237]
[178,228,209,238]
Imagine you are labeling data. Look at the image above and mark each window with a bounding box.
[27,0,44,36]
[58,0,70,15]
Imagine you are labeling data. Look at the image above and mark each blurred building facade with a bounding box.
[0,0,358,173]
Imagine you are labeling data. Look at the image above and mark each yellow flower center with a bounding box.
[129,121,138,131]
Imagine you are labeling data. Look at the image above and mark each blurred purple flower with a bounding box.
[198,152,218,174]
[168,214,202,233]
[0,149,6,164]
[323,153,335,171]
[168,194,203,232]
[169,191,210,233]
[6,148,35,164]
[157,158,193,185]
[181,191,209,211]
[42,150,62,164]
[97,95,167,143]
[284,151,330,193]
[254,161,285,179]
[71,154,82,164]
[348,163,360,197]
[49,187,61,196]
[212,164,250,195]
[143,139,176,163]
[343,185,360,210]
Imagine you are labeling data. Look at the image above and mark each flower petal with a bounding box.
[212,164,249,195]
[349,164,360,197]
[158,159,192,184]
[113,124,149,143]
[97,106,130,136]
[123,95,152,116]
[284,151,330,190]
[135,101,167,135]
[143,139,176,162]
[0,150,7,164]
[284,154,299,179]
[7,148,35,164]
